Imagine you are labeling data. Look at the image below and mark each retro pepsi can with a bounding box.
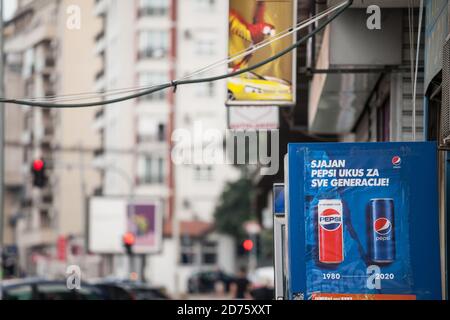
[318,199,344,264]
[368,199,395,264]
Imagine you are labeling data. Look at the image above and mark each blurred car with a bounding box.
[1,278,104,300]
[227,72,292,102]
[187,270,235,294]
[89,279,170,300]
[248,267,275,300]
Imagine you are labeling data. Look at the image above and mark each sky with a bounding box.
[3,0,17,20]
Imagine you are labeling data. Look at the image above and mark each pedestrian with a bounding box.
[230,267,251,300]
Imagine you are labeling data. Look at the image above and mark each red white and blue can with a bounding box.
[368,198,395,264]
[318,199,344,264]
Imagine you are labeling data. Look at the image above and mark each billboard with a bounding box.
[227,0,296,106]
[88,197,162,254]
[228,106,279,129]
[285,142,442,300]
[127,203,162,254]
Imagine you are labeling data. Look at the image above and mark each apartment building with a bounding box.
[4,0,101,277]
[93,0,238,293]
[148,0,239,294]
[92,0,172,278]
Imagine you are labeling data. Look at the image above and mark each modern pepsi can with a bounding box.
[368,199,395,264]
[318,199,344,264]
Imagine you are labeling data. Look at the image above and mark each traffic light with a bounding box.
[31,159,47,188]
[123,232,136,255]
[242,239,254,252]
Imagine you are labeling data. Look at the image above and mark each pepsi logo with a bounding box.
[374,218,392,235]
[319,209,342,231]
[392,156,401,166]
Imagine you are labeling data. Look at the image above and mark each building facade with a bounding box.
[93,0,238,294]
[4,0,101,277]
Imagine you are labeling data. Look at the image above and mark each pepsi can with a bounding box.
[318,199,344,264]
[368,199,395,264]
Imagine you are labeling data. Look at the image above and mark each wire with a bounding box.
[408,0,415,140]
[22,83,162,102]
[5,1,348,104]
[181,2,347,81]
[1,0,353,108]
[11,2,347,104]
[412,0,424,141]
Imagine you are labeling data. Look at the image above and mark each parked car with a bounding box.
[88,279,170,300]
[187,270,235,294]
[1,278,105,300]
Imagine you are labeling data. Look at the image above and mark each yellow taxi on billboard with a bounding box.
[227,72,293,102]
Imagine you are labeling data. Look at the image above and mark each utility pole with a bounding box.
[0,0,5,301]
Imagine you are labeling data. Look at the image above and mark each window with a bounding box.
[201,241,217,265]
[40,210,52,228]
[157,123,166,142]
[194,166,214,181]
[195,0,216,11]
[195,31,216,56]
[138,155,165,185]
[196,82,215,97]
[180,237,196,265]
[138,72,168,101]
[137,117,167,142]
[138,0,169,17]
[138,30,169,59]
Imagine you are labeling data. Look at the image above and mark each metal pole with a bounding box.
[0,0,5,301]
[249,234,257,273]
[140,255,146,283]
[0,0,5,300]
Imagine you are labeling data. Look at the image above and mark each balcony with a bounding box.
[94,69,106,92]
[93,113,106,131]
[20,228,57,248]
[138,48,169,60]
[138,7,169,18]
[5,23,56,53]
[94,0,107,17]
[94,31,106,55]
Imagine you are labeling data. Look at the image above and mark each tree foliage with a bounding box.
[214,171,254,241]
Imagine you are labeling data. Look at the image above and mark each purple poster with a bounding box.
[127,204,157,250]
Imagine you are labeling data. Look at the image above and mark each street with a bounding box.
[0,0,448,303]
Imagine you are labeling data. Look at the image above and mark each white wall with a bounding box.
[147,233,236,295]
[174,0,239,224]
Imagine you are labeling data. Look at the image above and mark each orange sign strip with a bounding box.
[311,293,417,300]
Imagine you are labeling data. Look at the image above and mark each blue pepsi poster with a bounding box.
[285,142,442,300]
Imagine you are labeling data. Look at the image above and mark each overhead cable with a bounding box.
[0,0,353,108]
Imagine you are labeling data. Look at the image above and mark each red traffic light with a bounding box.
[243,239,254,252]
[33,159,45,172]
[123,232,136,246]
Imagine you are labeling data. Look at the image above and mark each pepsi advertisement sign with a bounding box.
[285,142,442,300]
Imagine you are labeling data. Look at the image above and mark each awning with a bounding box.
[163,220,214,238]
